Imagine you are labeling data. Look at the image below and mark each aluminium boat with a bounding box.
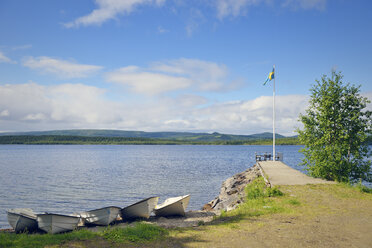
[154,195,190,217]
[78,206,121,226]
[7,208,38,233]
[121,196,159,220]
[36,213,80,234]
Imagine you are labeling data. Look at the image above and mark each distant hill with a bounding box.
[0,129,287,141]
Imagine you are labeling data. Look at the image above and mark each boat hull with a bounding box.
[37,214,80,234]
[121,197,159,220]
[154,195,190,217]
[79,206,121,226]
[7,209,38,233]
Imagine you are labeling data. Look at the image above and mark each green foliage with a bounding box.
[355,180,372,193]
[215,178,287,222]
[0,229,96,248]
[245,177,267,199]
[266,187,284,197]
[215,180,287,224]
[297,71,372,183]
[0,135,178,145]
[357,184,372,193]
[197,220,205,226]
[245,177,284,199]
[0,130,286,141]
[101,222,168,243]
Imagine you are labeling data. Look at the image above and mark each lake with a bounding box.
[0,144,358,229]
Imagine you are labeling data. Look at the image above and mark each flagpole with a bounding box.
[273,64,276,161]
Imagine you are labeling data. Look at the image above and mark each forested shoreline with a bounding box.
[0,135,301,145]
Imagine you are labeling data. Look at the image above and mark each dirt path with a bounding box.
[147,184,372,248]
[258,161,335,186]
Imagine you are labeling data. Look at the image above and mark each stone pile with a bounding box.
[203,165,261,212]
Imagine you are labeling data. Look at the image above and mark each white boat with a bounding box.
[154,195,190,217]
[121,197,159,220]
[78,206,121,226]
[7,208,38,233]
[36,213,80,234]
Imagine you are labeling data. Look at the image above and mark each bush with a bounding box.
[245,177,284,199]
[355,180,372,193]
[266,187,284,197]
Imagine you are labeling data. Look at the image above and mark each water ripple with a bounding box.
[0,144,307,228]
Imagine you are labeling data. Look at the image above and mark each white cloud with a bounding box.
[176,94,208,107]
[0,82,309,135]
[217,0,261,19]
[48,84,121,123]
[22,56,103,78]
[0,83,122,129]
[151,58,231,91]
[216,0,327,19]
[362,92,372,111]
[187,95,309,135]
[64,0,166,28]
[0,110,10,117]
[185,8,205,37]
[23,113,47,121]
[106,66,193,95]
[0,51,15,64]
[107,58,233,95]
[152,58,227,80]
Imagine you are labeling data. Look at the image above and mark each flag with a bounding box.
[263,67,275,85]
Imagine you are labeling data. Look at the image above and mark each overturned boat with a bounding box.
[36,213,80,234]
[121,196,159,220]
[154,195,190,217]
[7,208,38,233]
[79,206,121,226]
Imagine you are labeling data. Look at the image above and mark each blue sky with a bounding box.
[0,0,371,135]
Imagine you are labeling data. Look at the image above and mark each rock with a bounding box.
[157,217,168,223]
[202,203,213,211]
[205,165,261,212]
[148,211,216,228]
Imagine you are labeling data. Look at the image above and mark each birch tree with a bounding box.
[297,71,371,182]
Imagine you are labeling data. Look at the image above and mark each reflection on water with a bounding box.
[0,144,310,228]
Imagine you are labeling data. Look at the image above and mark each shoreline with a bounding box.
[0,164,262,231]
[1,163,372,247]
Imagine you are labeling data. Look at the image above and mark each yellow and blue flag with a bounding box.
[263,67,275,85]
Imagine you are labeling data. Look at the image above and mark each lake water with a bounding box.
[0,145,368,229]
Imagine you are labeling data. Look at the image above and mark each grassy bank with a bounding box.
[2,178,371,248]
[0,222,168,248]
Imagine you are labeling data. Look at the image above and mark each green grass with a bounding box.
[216,177,291,223]
[3,180,369,248]
[0,223,168,248]
[101,222,168,243]
[214,178,371,227]
[286,199,301,205]
[316,182,372,200]
[0,229,96,248]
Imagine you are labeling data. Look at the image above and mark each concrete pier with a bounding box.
[258,161,335,186]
